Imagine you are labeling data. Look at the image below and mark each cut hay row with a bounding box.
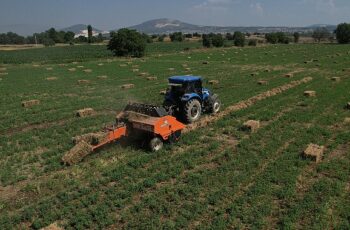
[184,77,313,133]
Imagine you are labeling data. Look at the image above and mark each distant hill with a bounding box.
[127,18,336,34]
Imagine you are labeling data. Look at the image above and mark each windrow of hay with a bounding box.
[184,77,313,133]
[76,108,94,117]
[68,68,76,72]
[22,100,40,108]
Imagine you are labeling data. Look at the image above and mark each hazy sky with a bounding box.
[0,0,349,30]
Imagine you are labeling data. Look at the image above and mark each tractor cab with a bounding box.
[164,76,221,123]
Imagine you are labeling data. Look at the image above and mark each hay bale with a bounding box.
[0,72,8,76]
[160,90,167,95]
[121,84,135,89]
[304,91,316,97]
[132,69,139,72]
[185,67,191,71]
[46,67,53,71]
[258,80,268,85]
[138,72,148,77]
[78,80,90,84]
[182,64,188,68]
[331,77,341,82]
[168,68,175,71]
[242,120,260,133]
[46,77,57,81]
[251,72,259,77]
[76,108,94,117]
[73,132,108,145]
[98,63,104,66]
[0,67,7,71]
[22,100,40,108]
[83,69,92,73]
[202,61,209,64]
[68,68,76,72]
[264,69,271,73]
[285,73,293,78]
[72,62,78,64]
[97,75,108,79]
[147,77,157,81]
[40,222,64,230]
[303,144,325,163]
[32,64,40,67]
[77,66,84,68]
[208,80,219,85]
[62,141,93,165]
[344,117,350,123]
[119,64,127,67]
[132,65,139,68]
[346,102,350,110]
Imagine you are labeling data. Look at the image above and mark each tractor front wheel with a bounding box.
[210,97,221,114]
[183,99,202,123]
[149,137,164,152]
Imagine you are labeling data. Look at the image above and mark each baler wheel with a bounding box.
[149,137,164,152]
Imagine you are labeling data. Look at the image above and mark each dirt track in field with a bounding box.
[184,77,313,133]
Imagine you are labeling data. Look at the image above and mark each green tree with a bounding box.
[212,34,224,47]
[293,32,300,43]
[335,23,350,44]
[47,28,58,43]
[248,39,257,46]
[312,28,330,43]
[202,34,212,48]
[107,28,146,58]
[170,32,184,42]
[64,31,75,43]
[96,33,104,43]
[87,25,93,43]
[233,31,245,47]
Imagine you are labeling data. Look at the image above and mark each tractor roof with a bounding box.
[168,76,202,84]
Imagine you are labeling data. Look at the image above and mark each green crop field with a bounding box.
[0,42,350,229]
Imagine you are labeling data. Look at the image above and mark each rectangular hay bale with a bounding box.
[304,144,325,163]
[121,84,135,89]
[76,108,94,117]
[78,80,90,84]
[62,141,93,165]
[147,77,157,81]
[243,120,260,133]
[304,91,316,97]
[22,100,40,108]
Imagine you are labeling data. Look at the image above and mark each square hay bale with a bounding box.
[58,64,67,67]
[331,77,341,82]
[97,75,108,79]
[182,64,188,68]
[98,63,104,66]
[77,66,84,68]
[68,68,76,72]
[304,91,316,97]
[346,102,350,110]
[119,64,127,67]
[73,132,108,145]
[344,117,350,123]
[121,84,135,89]
[22,100,40,108]
[258,80,268,85]
[0,67,7,71]
[46,67,53,71]
[40,222,64,230]
[0,72,8,76]
[46,77,57,81]
[285,73,293,78]
[76,108,94,117]
[250,72,259,77]
[138,72,148,77]
[83,69,92,73]
[72,61,78,64]
[202,61,209,64]
[303,144,325,163]
[242,120,260,133]
[32,64,40,67]
[132,69,139,72]
[78,80,90,84]
[160,90,167,95]
[185,67,191,71]
[62,141,93,165]
[147,77,157,81]
[208,80,219,85]
[168,68,175,71]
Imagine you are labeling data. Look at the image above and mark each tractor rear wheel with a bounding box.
[149,137,164,152]
[183,99,202,123]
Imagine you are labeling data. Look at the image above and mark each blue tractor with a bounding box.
[163,76,221,123]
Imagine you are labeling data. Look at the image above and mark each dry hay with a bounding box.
[132,69,139,72]
[76,108,94,117]
[0,67,7,71]
[258,80,268,85]
[121,84,135,89]
[160,90,167,95]
[185,67,191,71]
[202,61,209,64]
[138,72,148,77]
[146,77,157,81]
[77,65,84,68]
[62,141,93,165]
[132,65,139,68]
[72,61,78,64]
[304,91,316,97]
[68,68,76,72]
[119,64,127,67]
[32,64,40,67]
[73,132,108,145]
[346,102,350,110]
[46,77,57,81]
[182,64,188,68]
[22,100,40,108]
[184,77,313,133]
[40,222,64,230]
[77,80,90,84]
[46,67,53,71]
[250,72,259,77]
[0,72,8,76]
[98,63,104,66]
[97,75,108,79]
[285,73,293,78]
[264,69,271,73]
[344,117,350,123]
[208,80,219,85]
[83,69,92,73]
[242,120,260,133]
[168,68,175,71]
[303,144,325,163]
[331,77,341,82]
[58,64,67,67]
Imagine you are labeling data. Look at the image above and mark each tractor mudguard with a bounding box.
[181,93,202,102]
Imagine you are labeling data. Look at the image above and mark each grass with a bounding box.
[0,42,350,229]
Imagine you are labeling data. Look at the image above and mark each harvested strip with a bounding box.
[62,141,93,165]
[76,108,94,117]
[184,77,313,133]
[304,90,316,97]
[22,100,40,108]
[121,84,135,89]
